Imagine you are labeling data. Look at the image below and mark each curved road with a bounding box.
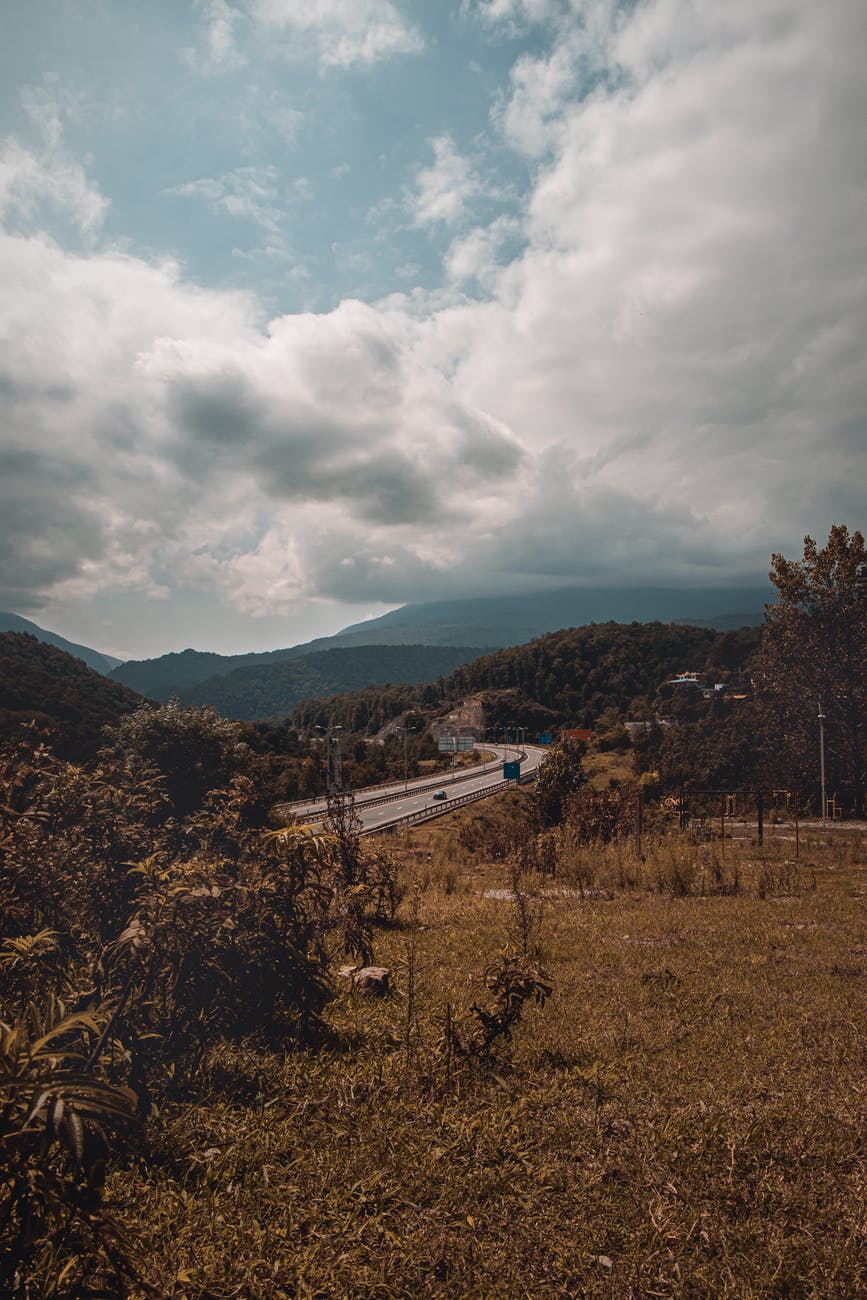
[279,744,546,834]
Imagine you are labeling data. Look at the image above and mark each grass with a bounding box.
[111,802,867,1298]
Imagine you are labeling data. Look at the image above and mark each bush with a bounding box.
[102,826,335,1085]
[104,701,251,819]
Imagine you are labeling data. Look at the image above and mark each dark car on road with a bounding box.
[432,790,447,801]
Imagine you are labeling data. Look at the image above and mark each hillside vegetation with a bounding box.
[292,622,760,736]
[178,644,489,720]
[0,632,146,758]
[0,611,122,674]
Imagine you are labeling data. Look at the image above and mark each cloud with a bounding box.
[470,0,567,35]
[0,82,107,236]
[0,225,524,614]
[1,0,865,630]
[248,0,422,68]
[409,136,480,228]
[165,165,283,233]
[441,0,867,547]
[198,0,247,66]
[446,215,523,288]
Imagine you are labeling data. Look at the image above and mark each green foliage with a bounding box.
[105,700,251,819]
[562,782,638,844]
[292,684,437,734]
[446,622,761,727]
[533,741,587,827]
[0,994,145,1297]
[652,702,763,791]
[103,828,334,1077]
[0,632,144,760]
[469,956,553,1055]
[181,644,482,720]
[753,525,866,811]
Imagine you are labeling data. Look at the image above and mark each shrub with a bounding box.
[104,701,251,819]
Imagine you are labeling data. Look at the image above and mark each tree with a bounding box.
[752,525,866,813]
[105,700,251,819]
[533,741,587,827]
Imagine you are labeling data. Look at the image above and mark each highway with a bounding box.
[278,744,546,835]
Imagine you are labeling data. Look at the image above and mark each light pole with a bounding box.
[315,723,343,796]
[818,700,827,827]
[400,725,416,792]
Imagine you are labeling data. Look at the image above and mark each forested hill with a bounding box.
[444,622,761,724]
[0,611,122,675]
[178,644,489,721]
[290,621,762,734]
[0,633,146,759]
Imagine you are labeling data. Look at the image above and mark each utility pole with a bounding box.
[818,700,827,827]
[333,726,343,793]
[315,723,343,797]
[401,725,414,792]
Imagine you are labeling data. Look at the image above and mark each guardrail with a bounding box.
[276,749,522,820]
[362,765,537,836]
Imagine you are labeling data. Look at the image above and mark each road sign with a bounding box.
[539,732,553,745]
[438,735,475,752]
[502,761,521,781]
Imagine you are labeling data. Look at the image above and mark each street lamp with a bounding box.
[818,700,827,827]
[399,724,416,792]
[315,724,343,795]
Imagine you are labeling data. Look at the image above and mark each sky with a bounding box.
[0,0,864,659]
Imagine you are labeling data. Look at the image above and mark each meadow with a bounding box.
[106,798,866,1298]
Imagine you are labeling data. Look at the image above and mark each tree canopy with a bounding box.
[752,525,866,812]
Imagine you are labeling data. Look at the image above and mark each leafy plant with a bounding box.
[0,995,146,1297]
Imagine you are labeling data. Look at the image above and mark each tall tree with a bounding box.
[752,526,866,813]
[533,741,587,827]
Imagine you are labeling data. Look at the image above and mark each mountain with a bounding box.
[0,633,145,759]
[0,611,124,675]
[290,621,763,735]
[332,586,770,648]
[444,621,761,725]
[178,644,490,720]
[111,585,768,702]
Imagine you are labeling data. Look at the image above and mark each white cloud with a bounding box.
[471,0,567,33]
[446,215,522,287]
[166,166,280,224]
[444,0,867,555]
[0,139,108,233]
[248,0,422,68]
[410,136,479,228]
[1,84,108,234]
[196,0,247,66]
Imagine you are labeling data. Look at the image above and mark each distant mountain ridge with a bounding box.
[0,611,123,675]
[333,586,770,647]
[178,644,490,720]
[109,585,768,709]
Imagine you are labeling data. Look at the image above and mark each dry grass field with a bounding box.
[110,798,867,1299]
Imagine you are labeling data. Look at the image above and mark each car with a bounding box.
[432,790,447,801]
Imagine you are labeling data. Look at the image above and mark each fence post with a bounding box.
[635,788,644,859]
[720,793,725,857]
[757,792,763,847]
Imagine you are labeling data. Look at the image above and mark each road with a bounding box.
[278,744,546,834]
